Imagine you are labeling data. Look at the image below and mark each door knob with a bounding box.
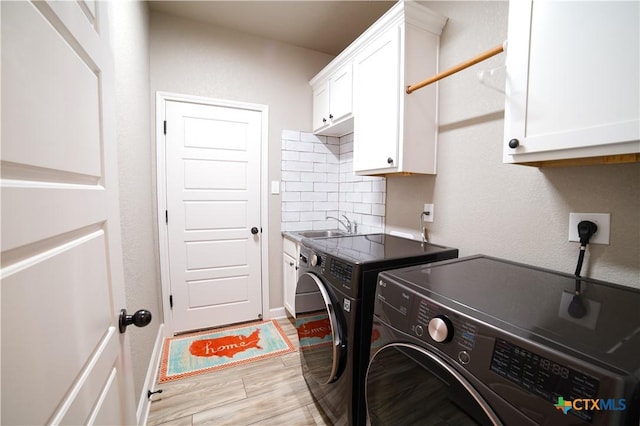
[251,227,259,235]
[119,309,152,333]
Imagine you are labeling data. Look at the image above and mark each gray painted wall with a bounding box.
[110,1,161,407]
[387,1,639,288]
[148,10,333,312]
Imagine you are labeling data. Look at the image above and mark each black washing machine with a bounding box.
[294,234,458,425]
[366,255,640,425]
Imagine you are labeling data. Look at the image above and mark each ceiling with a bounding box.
[147,1,397,56]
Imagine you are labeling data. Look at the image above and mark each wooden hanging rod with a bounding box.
[406,41,507,94]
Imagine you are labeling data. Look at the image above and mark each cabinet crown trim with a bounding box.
[310,1,447,86]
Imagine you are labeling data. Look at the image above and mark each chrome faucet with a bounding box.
[326,215,356,234]
[420,211,430,246]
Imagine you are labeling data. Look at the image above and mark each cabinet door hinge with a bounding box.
[169,295,173,309]
[163,120,167,135]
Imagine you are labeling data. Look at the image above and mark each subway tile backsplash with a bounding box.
[281,130,386,234]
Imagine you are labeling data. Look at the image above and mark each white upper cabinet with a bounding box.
[352,2,447,175]
[309,1,447,174]
[504,1,640,166]
[312,63,353,137]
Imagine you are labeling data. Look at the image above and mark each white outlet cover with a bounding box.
[423,204,434,223]
[568,213,610,245]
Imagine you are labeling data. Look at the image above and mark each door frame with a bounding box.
[155,91,270,337]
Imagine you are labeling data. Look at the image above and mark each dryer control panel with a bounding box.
[374,277,478,355]
[374,272,631,426]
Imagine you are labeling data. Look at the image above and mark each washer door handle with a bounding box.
[296,272,344,384]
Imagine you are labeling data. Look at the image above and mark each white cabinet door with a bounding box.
[329,63,353,124]
[312,81,331,133]
[282,237,299,317]
[312,63,354,137]
[283,252,297,317]
[353,25,401,173]
[504,1,640,165]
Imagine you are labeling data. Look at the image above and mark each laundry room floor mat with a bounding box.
[158,319,295,383]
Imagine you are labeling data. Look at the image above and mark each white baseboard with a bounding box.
[137,323,165,426]
[269,306,287,319]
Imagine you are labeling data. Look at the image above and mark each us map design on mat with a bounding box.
[159,320,295,382]
[189,328,262,358]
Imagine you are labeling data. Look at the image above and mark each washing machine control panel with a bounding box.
[304,249,360,298]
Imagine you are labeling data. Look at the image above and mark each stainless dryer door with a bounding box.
[366,343,502,426]
[295,272,345,385]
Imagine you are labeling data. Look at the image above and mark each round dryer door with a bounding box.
[295,272,344,385]
[366,344,500,425]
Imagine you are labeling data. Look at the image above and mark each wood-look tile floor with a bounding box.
[147,317,332,426]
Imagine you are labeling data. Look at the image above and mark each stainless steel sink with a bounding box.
[297,230,347,238]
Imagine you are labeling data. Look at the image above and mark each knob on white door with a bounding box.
[119,309,152,333]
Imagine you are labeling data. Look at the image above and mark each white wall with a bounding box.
[149,10,333,310]
[387,1,640,288]
[110,1,161,407]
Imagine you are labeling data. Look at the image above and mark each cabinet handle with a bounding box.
[387,157,394,165]
[289,262,294,266]
[508,139,519,149]
[322,117,327,123]
[329,114,334,119]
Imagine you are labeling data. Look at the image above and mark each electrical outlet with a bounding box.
[568,213,610,245]
[423,204,434,223]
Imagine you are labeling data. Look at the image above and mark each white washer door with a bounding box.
[295,272,345,384]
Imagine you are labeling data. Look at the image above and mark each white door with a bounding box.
[164,100,264,333]
[1,1,136,425]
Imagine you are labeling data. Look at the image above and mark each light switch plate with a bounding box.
[271,181,280,195]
